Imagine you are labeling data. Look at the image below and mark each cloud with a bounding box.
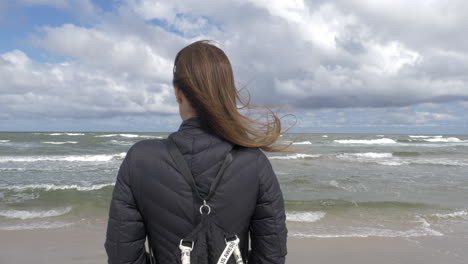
[32,23,175,80]
[1,0,467,132]
[0,49,176,118]
[121,0,468,108]
[388,111,458,125]
[293,103,464,130]
[340,0,468,52]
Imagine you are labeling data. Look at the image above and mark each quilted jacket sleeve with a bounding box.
[248,151,288,264]
[104,146,149,264]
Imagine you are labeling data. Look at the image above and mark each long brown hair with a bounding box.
[173,40,310,154]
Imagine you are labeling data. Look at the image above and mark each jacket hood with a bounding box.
[177,116,204,132]
[167,116,234,198]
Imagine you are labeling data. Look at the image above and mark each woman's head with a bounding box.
[173,40,236,121]
[173,40,303,153]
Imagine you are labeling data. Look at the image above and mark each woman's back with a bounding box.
[105,40,298,264]
[105,116,288,263]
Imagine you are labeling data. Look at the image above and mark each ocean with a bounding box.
[1,132,467,241]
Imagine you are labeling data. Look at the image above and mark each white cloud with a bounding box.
[1,0,467,130]
[128,0,176,21]
[33,24,174,81]
[0,49,176,118]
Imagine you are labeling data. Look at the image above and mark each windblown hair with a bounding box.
[173,40,308,153]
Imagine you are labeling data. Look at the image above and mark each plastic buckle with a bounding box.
[179,239,194,251]
[225,234,239,243]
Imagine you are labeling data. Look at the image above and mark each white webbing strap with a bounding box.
[232,243,244,264]
[179,239,194,264]
[217,235,244,264]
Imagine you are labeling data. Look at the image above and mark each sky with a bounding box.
[0,0,467,134]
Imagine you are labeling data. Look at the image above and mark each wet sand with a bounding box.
[0,223,466,264]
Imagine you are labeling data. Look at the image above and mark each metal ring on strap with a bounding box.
[199,200,211,215]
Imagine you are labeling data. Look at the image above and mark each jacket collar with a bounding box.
[171,116,235,155]
[177,116,203,132]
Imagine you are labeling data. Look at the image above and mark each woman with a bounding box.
[105,40,302,264]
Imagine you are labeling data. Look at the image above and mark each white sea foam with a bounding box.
[95,134,118,137]
[2,183,114,192]
[0,221,74,231]
[376,135,385,137]
[109,140,134,145]
[292,141,312,145]
[269,153,321,160]
[412,216,444,236]
[96,134,163,139]
[0,206,72,220]
[119,134,139,138]
[422,137,466,143]
[337,152,392,159]
[139,135,162,138]
[377,159,468,167]
[95,133,139,138]
[405,136,468,145]
[289,228,443,238]
[431,210,468,219]
[0,140,10,143]
[41,141,78,144]
[377,160,409,166]
[289,219,443,238]
[0,152,126,162]
[409,135,443,138]
[321,135,328,138]
[49,133,85,136]
[0,167,27,171]
[336,152,467,167]
[334,138,397,144]
[287,211,326,222]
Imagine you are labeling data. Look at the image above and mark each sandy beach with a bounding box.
[0,223,466,264]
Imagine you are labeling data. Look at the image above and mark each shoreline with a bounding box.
[0,223,466,264]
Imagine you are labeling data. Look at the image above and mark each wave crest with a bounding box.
[269,153,321,160]
[1,183,114,192]
[0,153,126,162]
[0,206,72,220]
[287,211,326,222]
[334,138,397,144]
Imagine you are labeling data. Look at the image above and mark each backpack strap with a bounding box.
[167,137,239,203]
[179,239,194,264]
[167,137,242,264]
[218,235,244,264]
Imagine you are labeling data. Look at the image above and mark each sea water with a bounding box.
[0,132,467,240]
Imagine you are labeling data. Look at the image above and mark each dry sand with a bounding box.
[0,223,466,264]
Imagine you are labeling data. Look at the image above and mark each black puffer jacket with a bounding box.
[104,116,288,264]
